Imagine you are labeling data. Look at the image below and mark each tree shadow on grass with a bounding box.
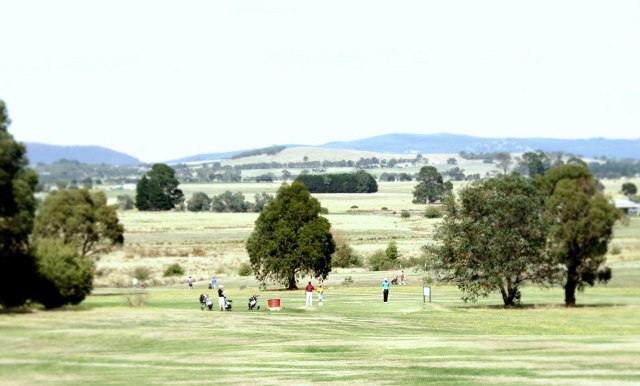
[91,291,149,297]
[458,303,628,310]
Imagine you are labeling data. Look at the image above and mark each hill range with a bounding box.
[25,133,640,165]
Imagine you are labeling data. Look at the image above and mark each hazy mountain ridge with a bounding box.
[25,133,640,166]
[25,143,140,166]
[321,133,640,159]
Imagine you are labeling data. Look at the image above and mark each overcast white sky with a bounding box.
[2,1,639,162]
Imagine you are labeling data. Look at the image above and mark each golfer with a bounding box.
[218,285,225,311]
[305,282,315,306]
[317,285,324,306]
[382,277,390,303]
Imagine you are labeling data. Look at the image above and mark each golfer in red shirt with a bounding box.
[305,282,315,306]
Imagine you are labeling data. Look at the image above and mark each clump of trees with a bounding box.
[295,170,378,193]
[412,166,453,204]
[135,163,184,210]
[186,191,272,213]
[231,145,286,159]
[425,166,621,307]
[246,182,335,289]
[425,174,555,306]
[1,100,124,309]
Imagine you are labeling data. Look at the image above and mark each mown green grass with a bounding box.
[2,274,639,386]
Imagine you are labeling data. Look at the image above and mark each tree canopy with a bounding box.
[295,170,378,193]
[425,174,555,306]
[246,181,335,289]
[33,189,124,257]
[135,163,183,210]
[538,165,621,307]
[0,100,39,307]
[412,166,453,204]
[622,182,637,196]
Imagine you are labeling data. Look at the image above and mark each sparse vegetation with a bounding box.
[238,262,252,276]
[163,263,184,277]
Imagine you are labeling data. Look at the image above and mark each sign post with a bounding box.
[423,286,431,303]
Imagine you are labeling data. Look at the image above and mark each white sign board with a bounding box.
[423,286,432,303]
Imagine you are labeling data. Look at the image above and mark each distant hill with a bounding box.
[24,133,640,166]
[25,143,141,166]
[320,133,640,160]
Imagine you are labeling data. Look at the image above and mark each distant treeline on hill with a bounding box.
[231,145,287,159]
[295,170,378,193]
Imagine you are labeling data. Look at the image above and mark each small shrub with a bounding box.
[368,250,394,271]
[400,210,410,218]
[163,263,184,277]
[381,207,388,210]
[610,245,621,255]
[350,205,359,209]
[320,207,329,214]
[386,241,399,261]
[424,207,443,219]
[342,276,354,286]
[33,238,95,309]
[191,247,206,257]
[238,262,252,276]
[134,266,153,281]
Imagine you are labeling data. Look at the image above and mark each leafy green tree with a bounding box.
[443,167,466,181]
[212,191,250,212]
[246,182,335,289]
[117,194,135,210]
[519,151,552,178]
[494,152,513,175]
[412,166,453,204]
[33,238,94,309]
[187,192,211,212]
[253,192,272,213]
[135,175,151,210]
[385,241,399,261]
[425,174,555,306]
[135,163,183,210]
[538,165,621,307]
[0,100,39,308]
[33,189,124,257]
[622,182,637,196]
[354,169,379,193]
[332,233,362,268]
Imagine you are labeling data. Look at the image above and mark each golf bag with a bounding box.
[224,296,232,311]
[391,276,399,285]
[199,293,213,311]
[248,295,260,310]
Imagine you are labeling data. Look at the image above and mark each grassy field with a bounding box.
[1,278,639,385]
[2,178,639,385]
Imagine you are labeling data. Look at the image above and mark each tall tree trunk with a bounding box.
[564,264,578,307]
[287,275,298,290]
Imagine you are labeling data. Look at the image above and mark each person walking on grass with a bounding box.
[317,285,324,306]
[218,285,225,311]
[211,276,217,289]
[188,276,193,290]
[305,282,315,306]
[382,277,390,303]
[400,270,406,285]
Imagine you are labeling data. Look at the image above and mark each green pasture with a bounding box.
[2,271,639,385]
